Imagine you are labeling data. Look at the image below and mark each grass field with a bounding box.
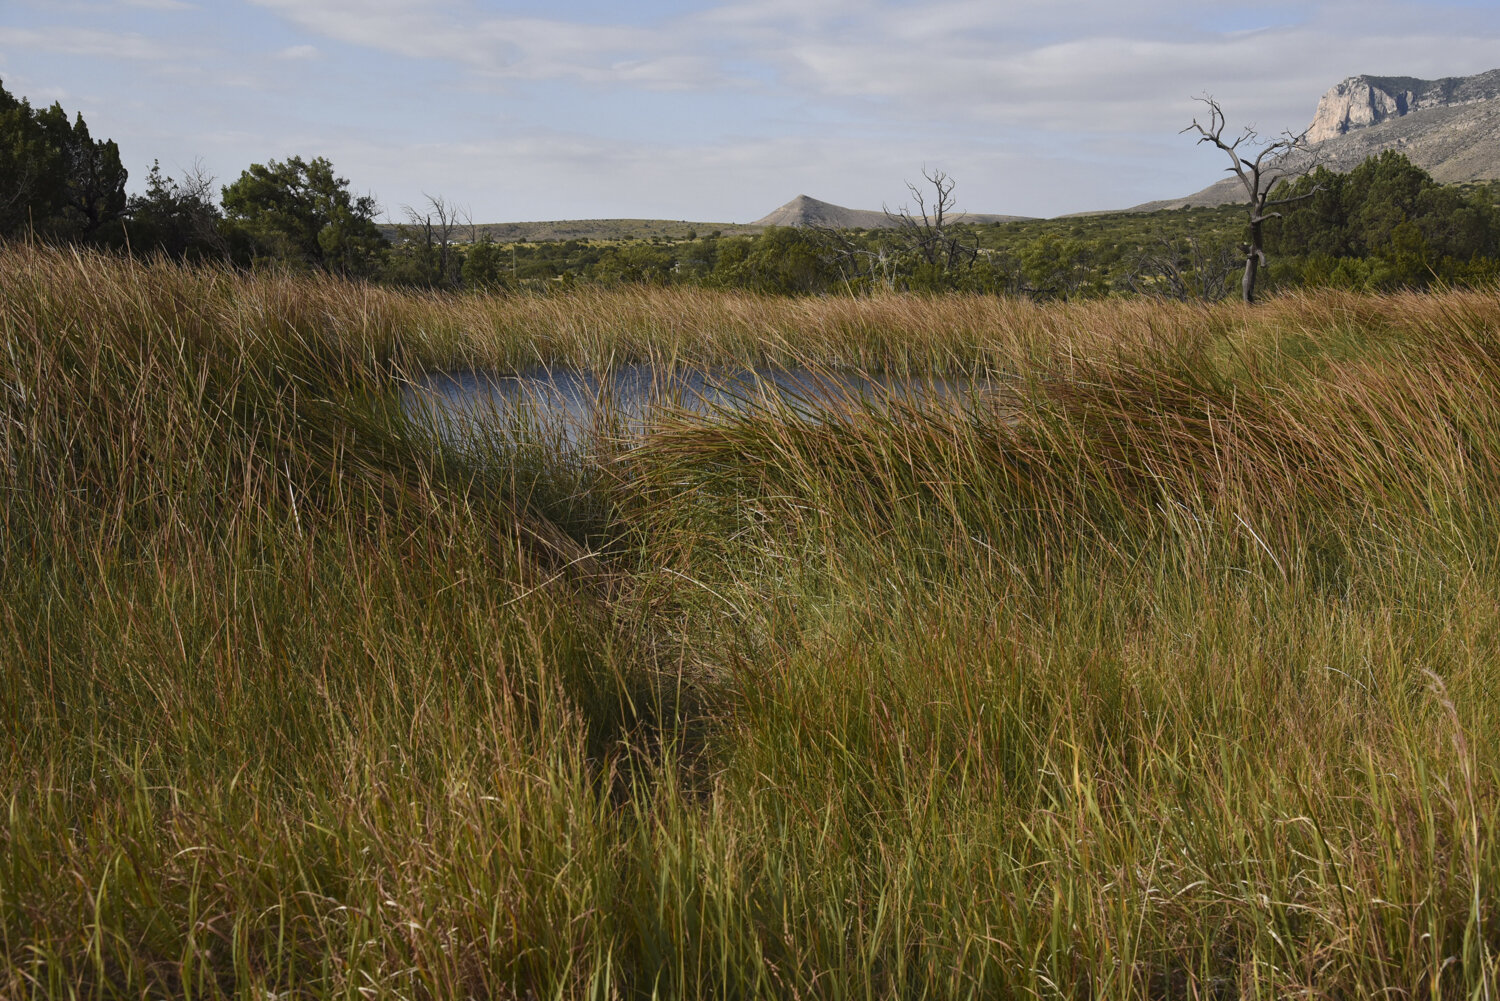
[3,243,1500,998]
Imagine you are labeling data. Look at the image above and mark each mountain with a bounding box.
[1301,94,1500,182]
[1307,70,1500,143]
[752,195,891,229]
[1125,68,1500,212]
[752,194,1032,229]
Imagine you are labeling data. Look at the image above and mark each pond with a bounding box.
[403,364,1010,455]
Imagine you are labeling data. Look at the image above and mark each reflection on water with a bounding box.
[403,364,1004,454]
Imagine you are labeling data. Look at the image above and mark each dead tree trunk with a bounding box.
[1243,216,1262,303]
[1185,97,1320,304]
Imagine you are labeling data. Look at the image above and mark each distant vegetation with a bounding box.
[4,78,1497,302]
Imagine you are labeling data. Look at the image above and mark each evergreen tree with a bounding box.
[221,156,386,275]
[1267,152,1500,289]
[0,78,127,242]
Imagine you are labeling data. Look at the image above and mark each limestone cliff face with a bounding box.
[1307,69,1500,142]
[1308,78,1410,142]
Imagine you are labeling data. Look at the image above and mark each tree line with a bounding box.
[4,78,1498,300]
[3,80,389,276]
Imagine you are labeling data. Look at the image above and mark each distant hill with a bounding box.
[751,195,891,229]
[419,195,1032,244]
[1123,67,1500,213]
[382,218,755,244]
[752,194,1032,229]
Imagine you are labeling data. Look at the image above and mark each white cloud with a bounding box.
[241,0,1500,129]
[0,26,175,60]
[245,0,741,87]
[276,43,319,60]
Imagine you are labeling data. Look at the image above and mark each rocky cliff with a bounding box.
[1307,69,1500,142]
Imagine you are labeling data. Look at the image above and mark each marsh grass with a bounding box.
[3,243,1500,998]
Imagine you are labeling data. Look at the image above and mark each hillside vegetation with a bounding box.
[4,243,1500,997]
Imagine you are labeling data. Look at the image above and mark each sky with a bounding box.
[3,1,1499,224]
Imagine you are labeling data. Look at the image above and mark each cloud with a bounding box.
[245,0,741,88]
[749,4,1500,133]
[246,0,478,63]
[0,26,174,61]
[276,44,319,60]
[242,0,1500,131]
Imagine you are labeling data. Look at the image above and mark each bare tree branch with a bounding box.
[1184,94,1322,303]
[882,167,979,282]
[1125,233,1239,302]
[399,192,467,287]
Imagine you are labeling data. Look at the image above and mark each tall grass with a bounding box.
[3,242,1500,998]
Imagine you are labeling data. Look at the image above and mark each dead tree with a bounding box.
[178,159,231,260]
[810,225,898,292]
[401,193,467,287]
[884,167,978,274]
[1124,233,1240,302]
[1184,96,1320,303]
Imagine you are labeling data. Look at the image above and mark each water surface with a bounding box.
[404,364,1006,454]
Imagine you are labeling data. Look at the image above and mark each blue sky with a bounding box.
[3,0,1498,222]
